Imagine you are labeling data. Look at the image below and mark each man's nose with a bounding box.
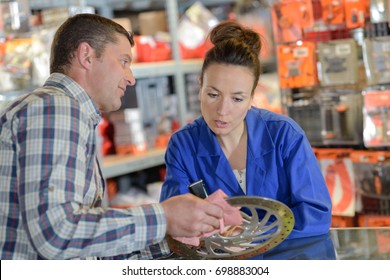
[125,68,136,86]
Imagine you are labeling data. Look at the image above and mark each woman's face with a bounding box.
[199,63,254,138]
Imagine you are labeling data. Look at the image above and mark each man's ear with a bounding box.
[76,42,94,69]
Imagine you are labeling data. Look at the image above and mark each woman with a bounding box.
[160,21,332,238]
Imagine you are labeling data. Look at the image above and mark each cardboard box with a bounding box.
[138,11,167,36]
[112,17,132,31]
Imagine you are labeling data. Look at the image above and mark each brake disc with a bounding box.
[167,196,295,259]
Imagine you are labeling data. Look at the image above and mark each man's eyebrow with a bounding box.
[121,54,132,62]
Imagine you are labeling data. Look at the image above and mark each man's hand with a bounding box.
[161,193,223,238]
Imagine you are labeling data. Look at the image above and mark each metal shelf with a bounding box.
[29,0,237,18]
[101,147,166,178]
[132,59,203,79]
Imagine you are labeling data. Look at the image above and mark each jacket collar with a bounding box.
[195,108,275,195]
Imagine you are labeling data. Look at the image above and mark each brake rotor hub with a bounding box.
[167,196,295,259]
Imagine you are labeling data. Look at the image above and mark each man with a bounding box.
[0,13,223,259]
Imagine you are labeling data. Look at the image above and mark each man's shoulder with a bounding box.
[1,87,82,124]
[23,87,78,109]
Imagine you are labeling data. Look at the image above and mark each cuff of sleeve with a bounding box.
[133,203,167,246]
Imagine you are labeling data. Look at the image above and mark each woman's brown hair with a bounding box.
[200,21,262,94]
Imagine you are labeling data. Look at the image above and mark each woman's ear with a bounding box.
[249,94,254,109]
[198,77,202,101]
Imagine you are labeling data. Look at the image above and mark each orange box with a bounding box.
[362,89,390,147]
[363,89,390,110]
[277,41,318,88]
[116,143,147,155]
[316,148,356,216]
[0,41,5,64]
[155,133,171,148]
[272,2,301,43]
[272,0,314,43]
[344,0,368,29]
[358,215,390,227]
[331,215,356,228]
[320,0,345,25]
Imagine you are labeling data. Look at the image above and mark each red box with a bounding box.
[134,35,171,62]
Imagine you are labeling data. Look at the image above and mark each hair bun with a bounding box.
[209,21,262,55]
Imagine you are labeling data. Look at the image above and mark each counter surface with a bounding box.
[169,227,390,260]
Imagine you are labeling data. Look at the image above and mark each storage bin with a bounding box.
[351,150,390,216]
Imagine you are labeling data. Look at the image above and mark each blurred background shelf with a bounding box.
[132,59,203,78]
[101,147,166,178]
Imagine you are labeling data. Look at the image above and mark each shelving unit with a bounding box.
[131,59,203,79]
[29,0,237,18]
[102,147,166,178]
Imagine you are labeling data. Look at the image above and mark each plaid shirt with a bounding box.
[0,73,169,259]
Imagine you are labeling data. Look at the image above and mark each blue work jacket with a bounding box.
[160,107,332,238]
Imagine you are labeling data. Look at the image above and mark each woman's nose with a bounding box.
[217,98,230,115]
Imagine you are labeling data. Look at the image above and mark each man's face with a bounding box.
[88,34,135,112]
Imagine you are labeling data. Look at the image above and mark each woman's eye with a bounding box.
[207,93,218,98]
[233,97,243,102]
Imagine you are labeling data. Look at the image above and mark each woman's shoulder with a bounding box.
[249,107,295,123]
[248,107,305,135]
[175,116,206,132]
[170,116,206,141]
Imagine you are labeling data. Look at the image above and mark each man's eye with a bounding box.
[121,59,129,66]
